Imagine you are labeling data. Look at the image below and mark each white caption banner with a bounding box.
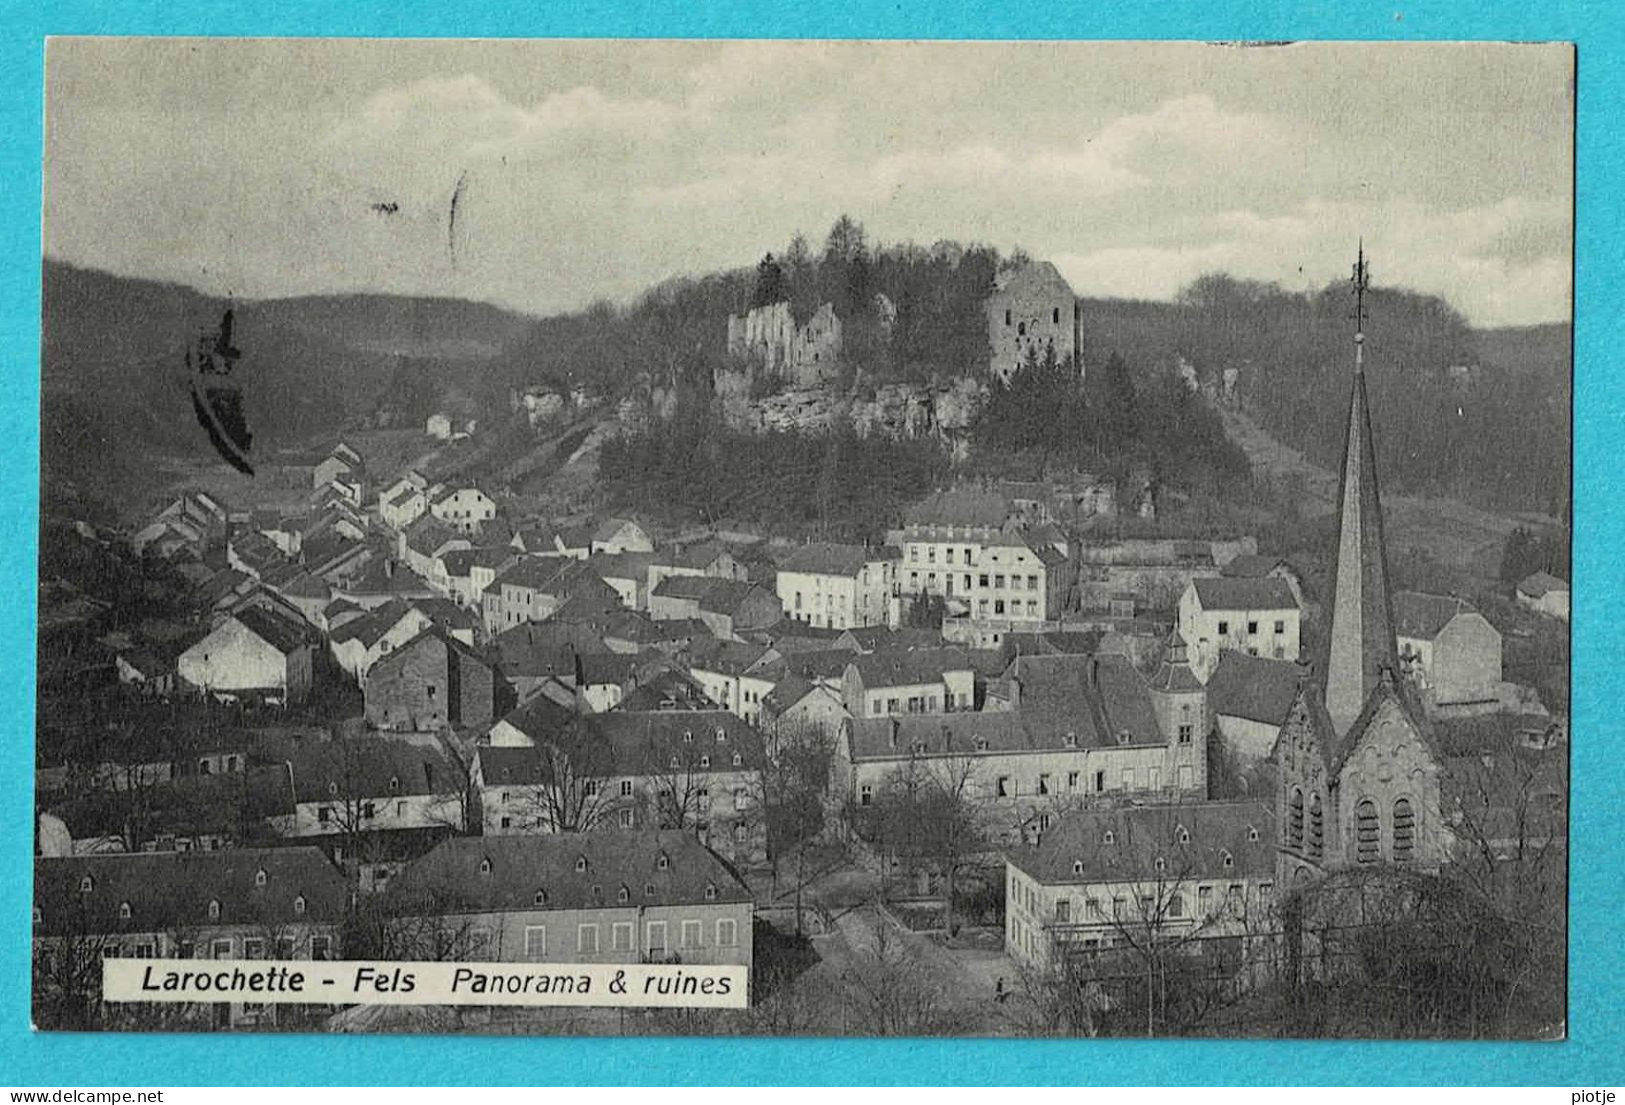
[103,959,748,1009]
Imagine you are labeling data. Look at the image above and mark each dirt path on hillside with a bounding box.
[1218,406,1541,576]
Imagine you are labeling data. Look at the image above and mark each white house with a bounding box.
[1515,571,1569,622]
[775,542,900,630]
[176,608,313,705]
[427,413,453,440]
[430,486,498,535]
[1393,590,1503,704]
[1177,576,1300,681]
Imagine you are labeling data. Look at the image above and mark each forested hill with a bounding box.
[1078,280,1570,516]
[40,260,531,509]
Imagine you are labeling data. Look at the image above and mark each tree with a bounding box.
[519,716,615,834]
[750,253,787,309]
[763,717,838,935]
[857,749,984,936]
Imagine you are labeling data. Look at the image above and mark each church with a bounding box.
[1273,249,1448,887]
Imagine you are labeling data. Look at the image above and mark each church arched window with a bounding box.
[1308,793,1324,859]
[1392,798,1416,863]
[1354,799,1380,864]
[1288,788,1305,848]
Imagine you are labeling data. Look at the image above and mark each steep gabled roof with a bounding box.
[777,542,899,577]
[1393,590,1475,640]
[849,646,976,688]
[1191,577,1298,612]
[231,607,309,656]
[1205,650,1303,726]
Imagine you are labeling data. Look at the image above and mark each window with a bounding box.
[1169,893,1185,918]
[1247,620,1259,635]
[210,938,232,959]
[1094,770,1105,792]
[1154,857,1166,873]
[1178,724,1193,744]
[1289,788,1305,847]
[1355,799,1380,863]
[1005,308,1012,326]
[501,816,512,829]
[576,855,589,872]
[1072,860,1084,875]
[619,808,635,828]
[118,901,132,920]
[705,883,718,901]
[996,776,1011,797]
[1274,620,1286,634]
[612,923,634,952]
[656,852,670,870]
[1247,826,1260,842]
[859,784,873,806]
[534,889,548,906]
[1227,884,1244,912]
[681,919,703,948]
[317,807,331,825]
[207,899,221,921]
[1392,798,1416,863]
[717,919,738,947]
[79,876,93,894]
[1177,826,1190,844]
[293,895,306,916]
[1309,793,1324,858]
[1103,830,1116,845]
[1222,850,1235,869]
[102,945,120,960]
[1112,897,1127,920]
[1027,574,1038,590]
[618,885,631,903]
[1217,620,1229,636]
[254,868,268,888]
[577,924,600,954]
[647,921,668,955]
[480,857,493,875]
[276,937,295,960]
[583,780,599,797]
[1067,771,1079,788]
[1121,768,1135,790]
[620,780,634,797]
[1199,885,1213,913]
[243,937,265,960]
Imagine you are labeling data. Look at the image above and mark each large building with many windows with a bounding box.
[386,832,753,968]
[896,522,1068,625]
[774,542,899,630]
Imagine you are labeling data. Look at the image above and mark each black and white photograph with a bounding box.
[35,38,1572,1040]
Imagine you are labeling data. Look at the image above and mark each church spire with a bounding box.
[1321,242,1399,736]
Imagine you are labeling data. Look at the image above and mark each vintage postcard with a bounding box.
[35,38,1571,1039]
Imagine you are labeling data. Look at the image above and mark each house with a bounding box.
[385,832,753,968]
[896,522,1068,627]
[399,516,472,584]
[482,558,622,637]
[1393,591,1503,704]
[412,597,483,646]
[646,541,747,595]
[837,651,1207,841]
[684,638,780,724]
[430,485,498,536]
[328,599,434,685]
[440,545,520,611]
[774,542,900,630]
[427,412,453,440]
[986,260,1078,383]
[1204,650,1304,764]
[226,530,288,581]
[760,675,849,745]
[1177,576,1301,680]
[271,735,465,843]
[589,517,654,555]
[313,445,363,494]
[1004,801,1276,972]
[841,647,979,718]
[176,608,314,706]
[364,627,514,733]
[584,552,656,611]
[649,577,780,641]
[575,652,646,713]
[1515,571,1569,621]
[488,622,605,704]
[338,558,437,611]
[1219,553,1305,606]
[380,483,428,532]
[33,848,347,1030]
[473,709,767,866]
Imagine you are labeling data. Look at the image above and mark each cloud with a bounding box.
[43,41,1573,327]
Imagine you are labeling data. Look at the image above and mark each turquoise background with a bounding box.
[1,0,1616,1085]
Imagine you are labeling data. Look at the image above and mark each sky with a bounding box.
[43,39,1573,326]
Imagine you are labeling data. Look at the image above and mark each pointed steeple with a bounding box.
[1321,243,1399,736]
